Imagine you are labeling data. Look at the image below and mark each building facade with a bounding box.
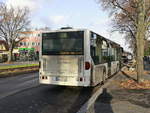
[0,40,9,62]
[17,30,43,61]
[18,30,42,52]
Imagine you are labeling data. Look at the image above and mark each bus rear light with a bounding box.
[85,62,91,70]
[77,77,84,82]
[78,77,84,82]
[80,77,83,82]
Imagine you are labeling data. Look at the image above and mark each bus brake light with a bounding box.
[85,62,90,70]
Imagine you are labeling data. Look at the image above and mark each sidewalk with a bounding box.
[92,72,150,113]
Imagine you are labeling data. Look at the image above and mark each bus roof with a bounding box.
[41,28,121,47]
[41,28,86,33]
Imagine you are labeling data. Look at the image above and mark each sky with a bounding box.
[1,0,129,51]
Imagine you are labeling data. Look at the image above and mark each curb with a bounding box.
[76,73,119,113]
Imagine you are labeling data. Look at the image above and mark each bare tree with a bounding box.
[97,0,150,83]
[0,2,30,62]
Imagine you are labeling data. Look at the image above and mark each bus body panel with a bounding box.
[91,63,108,86]
[39,28,122,87]
[111,61,119,75]
[39,55,90,86]
[83,30,91,86]
[41,55,83,77]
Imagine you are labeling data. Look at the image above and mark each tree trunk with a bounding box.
[7,49,13,63]
[136,33,144,83]
[136,0,146,83]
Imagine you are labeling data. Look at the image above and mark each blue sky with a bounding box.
[1,0,128,51]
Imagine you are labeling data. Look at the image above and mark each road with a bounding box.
[0,73,93,113]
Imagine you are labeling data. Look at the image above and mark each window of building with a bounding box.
[38,34,41,37]
[26,42,29,46]
[20,42,23,46]
[24,42,26,46]
[32,42,35,46]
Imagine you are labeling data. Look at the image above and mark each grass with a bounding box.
[0,64,39,70]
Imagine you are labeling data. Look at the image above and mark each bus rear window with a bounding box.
[42,31,84,55]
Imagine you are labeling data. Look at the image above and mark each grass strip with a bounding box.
[0,64,39,70]
[0,67,39,78]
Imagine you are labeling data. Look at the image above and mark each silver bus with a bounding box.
[39,28,122,87]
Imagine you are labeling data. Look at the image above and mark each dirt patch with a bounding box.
[120,80,150,89]
[119,67,150,89]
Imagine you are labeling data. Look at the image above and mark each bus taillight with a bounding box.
[79,77,83,82]
[85,62,90,70]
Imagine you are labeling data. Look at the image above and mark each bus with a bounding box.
[39,28,122,87]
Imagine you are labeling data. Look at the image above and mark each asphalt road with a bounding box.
[0,73,93,113]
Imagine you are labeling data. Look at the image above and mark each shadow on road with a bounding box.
[94,88,114,113]
[67,87,93,113]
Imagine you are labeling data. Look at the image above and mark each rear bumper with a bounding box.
[39,76,90,87]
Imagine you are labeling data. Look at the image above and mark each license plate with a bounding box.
[55,77,67,82]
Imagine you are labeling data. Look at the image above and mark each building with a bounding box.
[18,30,42,52]
[2,30,46,61]
[0,40,8,52]
[17,30,43,60]
[0,40,9,62]
[0,30,44,61]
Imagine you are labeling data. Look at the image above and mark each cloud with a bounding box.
[48,15,71,28]
[5,0,55,28]
[88,18,111,38]
[5,0,51,11]
[30,15,70,29]
[49,15,68,25]
[90,17,111,28]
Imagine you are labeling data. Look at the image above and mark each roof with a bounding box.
[20,30,43,34]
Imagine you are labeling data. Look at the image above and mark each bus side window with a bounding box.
[91,46,96,57]
[90,46,99,65]
[101,49,108,63]
[90,32,100,65]
[101,40,109,63]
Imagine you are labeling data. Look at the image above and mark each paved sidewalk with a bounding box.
[92,72,150,113]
